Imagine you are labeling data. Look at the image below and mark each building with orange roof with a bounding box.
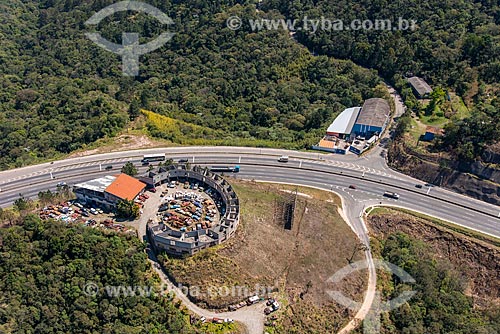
[74,173,146,210]
[104,173,147,202]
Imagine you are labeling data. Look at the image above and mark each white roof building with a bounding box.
[326,107,361,136]
[74,175,116,193]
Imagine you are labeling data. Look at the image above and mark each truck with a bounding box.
[209,165,240,173]
[383,191,400,199]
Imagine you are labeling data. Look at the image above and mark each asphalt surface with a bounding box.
[1,151,499,238]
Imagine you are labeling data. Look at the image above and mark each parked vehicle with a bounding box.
[247,295,259,305]
[278,155,289,162]
[105,165,113,170]
[149,187,157,193]
[383,191,400,199]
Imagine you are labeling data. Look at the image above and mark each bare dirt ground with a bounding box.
[161,180,367,333]
[68,116,169,158]
[367,208,500,308]
[68,134,161,157]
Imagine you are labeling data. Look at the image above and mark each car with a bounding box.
[149,188,157,193]
[56,182,67,187]
[105,165,113,170]
[178,158,188,163]
[200,316,206,323]
[168,181,176,188]
[142,161,150,166]
[415,184,423,189]
[349,185,356,189]
[82,212,90,217]
[278,155,289,162]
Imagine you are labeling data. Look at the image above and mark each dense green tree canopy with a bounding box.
[0,215,195,333]
[0,0,380,169]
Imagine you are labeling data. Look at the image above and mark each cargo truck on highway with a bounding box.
[383,191,400,199]
[209,165,240,173]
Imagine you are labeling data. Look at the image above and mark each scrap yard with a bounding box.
[157,183,221,232]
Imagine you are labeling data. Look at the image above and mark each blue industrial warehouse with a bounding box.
[328,98,390,139]
[315,98,391,154]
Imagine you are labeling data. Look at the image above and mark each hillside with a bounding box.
[360,208,500,334]
[0,0,380,170]
[160,180,367,333]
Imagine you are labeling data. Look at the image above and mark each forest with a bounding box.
[0,0,380,169]
[0,0,498,167]
[0,215,196,333]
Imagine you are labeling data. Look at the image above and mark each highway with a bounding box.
[1,150,499,238]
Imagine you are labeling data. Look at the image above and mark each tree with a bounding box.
[121,162,137,176]
[129,100,140,120]
[116,199,140,219]
[14,194,31,214]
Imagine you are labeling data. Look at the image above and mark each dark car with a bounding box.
[178,158,188,163]
[349,185,356,189]
[105,165,113,170]
[415,184,423,189]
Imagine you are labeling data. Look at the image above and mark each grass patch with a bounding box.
[367,206,500,248]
